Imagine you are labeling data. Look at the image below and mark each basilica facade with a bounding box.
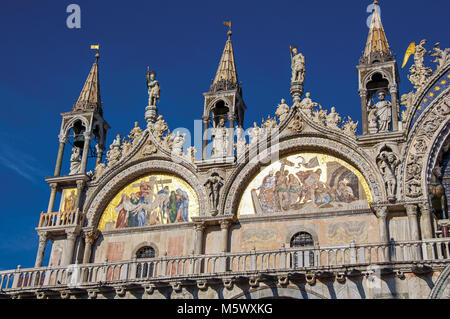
[1,1,450,299]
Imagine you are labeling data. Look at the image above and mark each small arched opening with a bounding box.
[290,232,315,268]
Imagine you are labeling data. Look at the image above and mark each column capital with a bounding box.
[65,230,79,241]
[76,180,86,189]
[219,219,231,230]
[49,183,58,191]
[406,204,419,217]
[84,229,99,244]
[37,232,49,243]
[194,222,206,232]
[374,206,388,219]
[58,134,68,144]
[418,202,431,214]
[358,88,368,96]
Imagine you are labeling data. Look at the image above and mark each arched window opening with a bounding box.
[136,246,156,279]
[290,232,315,268]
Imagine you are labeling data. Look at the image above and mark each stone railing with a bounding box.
[37,211,83,228]
[1,238,449,292]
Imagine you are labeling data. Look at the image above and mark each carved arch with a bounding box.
[60,115,91,139]
[222,136,385,216]
[84,158,208,228]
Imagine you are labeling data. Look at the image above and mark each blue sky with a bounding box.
[0,0,448,270]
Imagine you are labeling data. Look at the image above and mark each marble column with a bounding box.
[419,203,434,239]
[406,204,422,261]
[74,180,85,212]
[62,230,78,266]
[359,89,368,135]
[194,223,205,255]
[375,206,390,262]
[80,133,91,174]
[54,136,67,176]
[82,229,99,264]
[47,183,58,213]
[389,85,399,132]
[34,232,48,268]
[219,220,231,253]
[406,204,420,240]
[227,114,235,158]
[202,116,210,160]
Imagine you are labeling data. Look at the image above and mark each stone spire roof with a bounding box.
[210,29,239,92]
[73,52,102,114]
[361,0,393,64]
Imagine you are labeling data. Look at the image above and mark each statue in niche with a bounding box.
[204,172,224,215]
[368,90,392,133]
[377,150,401,201]
[146,68,160,106]
[212,117,228,158]
[299,92,317,114]
[69,147,82,175]
[275,98,290,123]
[290,46,305,84]
[326,107,341,130]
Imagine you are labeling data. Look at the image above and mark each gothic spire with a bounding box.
[73,51,102,114]
[210,24,239,92]
[361,0,393,64]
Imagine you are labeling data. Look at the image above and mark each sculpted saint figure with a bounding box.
[204,173,224,215]
[377,151,401,201]
[129,122,143,144]
[326,107,341,129]
[69,147,82,175]
[212,118,228,158]
[146,69,160,106]
[299,92,317,114]
[290,46,305,84]
[275,99,290,123]
[374,90,392,132]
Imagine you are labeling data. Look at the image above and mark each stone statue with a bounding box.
[275,99,290,123]
[204,172,224,215]
[326,107,341,130]
[121,137,132,157]
[172,131,186,157]
[249,122,262,145]
[212,118,228,158]
[106,134,122,167]
[290,46,305,84]
[69,147,82,175]
[430,42,450,70]
[146,69,160,106]
[369,90,392,133]
[128,122,143,145]
[235,127,247,156]
[299,92,317,115]
[377,150,401,201]
[261,115,277,135]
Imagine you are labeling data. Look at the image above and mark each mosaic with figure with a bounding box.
[98,174,199,230]
[238,153,372,215]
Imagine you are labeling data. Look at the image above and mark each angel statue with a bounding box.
[146,67,160,106]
